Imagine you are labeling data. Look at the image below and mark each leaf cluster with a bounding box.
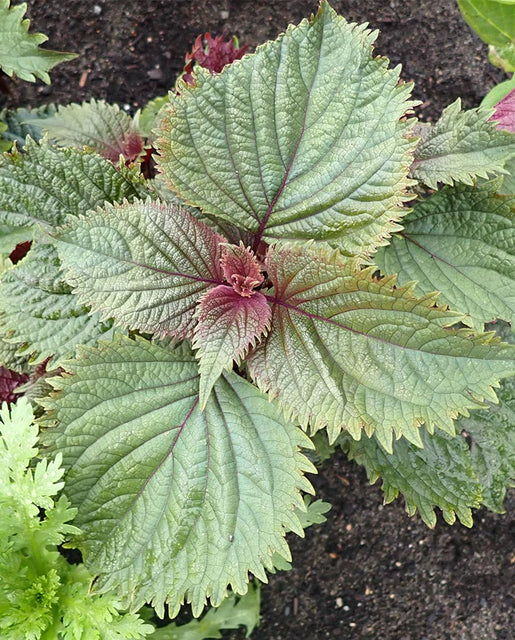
[0,0,514,628]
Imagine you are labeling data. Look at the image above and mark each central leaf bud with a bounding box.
[221,243,264,297]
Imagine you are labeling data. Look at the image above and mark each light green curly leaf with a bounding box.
[44,337,315,617]
[42,99,144,162]
[158,1,416,257]
[340,429,481,528]
[56,199,227,340]
[247,243,515,452]
[0,0,76,83]
[460,375,515,512]
[411,99,515,189]
[375,180,515,331]
[0,398,153,640]
[0,243,114,366]
[0,139,147,233]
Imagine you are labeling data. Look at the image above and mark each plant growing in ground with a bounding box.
[1,0,515,634]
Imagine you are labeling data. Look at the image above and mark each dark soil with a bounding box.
[3,1,514,638]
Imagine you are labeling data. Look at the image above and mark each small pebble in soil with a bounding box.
[93,4,102,15]
[335,597,343,608]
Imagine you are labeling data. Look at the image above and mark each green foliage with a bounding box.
[42,99,144,162]
[0,104,57,150]
[340,372,515,527]
[43,336,315,617]
[137,95,169,139]
[0,121,10,152]
[0,397,153,639]
[0,139,147,252]
[341,429,482,528]
[375,180,515,331]
[0,243,114,367]
[411,99,515,188]
[296,495,332,529]
[482,75,515,108]
[462,374,515,512]
[0,0,76,83]
[157,2,417,258]
[146,584,260,639]
[0,1,514,633]
[0,140,147,367]
[248,242,515,451]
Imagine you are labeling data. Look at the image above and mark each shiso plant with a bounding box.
[1,0,515,635]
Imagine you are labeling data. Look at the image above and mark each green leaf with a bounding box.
[56,199,227,340]
[296,495,331,528]
[375,180,515,331]
[247,243,515,451]
[458,0,515,48]
[0,122,10,152]
[411,99,515,189]
[42,99,144,162]
[147,584,260,640]
[460,375,515,512]
[340,429,482,528]
[157,1,416,257]
[44,337,315,617]
[137,95,169,139]
[0,103,57,149]
[0,0,76,83]
[0,139,147,232]
[500,157,515,194]
[0,243,114,366]
[489,42,515,72]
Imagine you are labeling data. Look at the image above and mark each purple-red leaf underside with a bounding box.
[194,284,271,407]
[493,88,515,132]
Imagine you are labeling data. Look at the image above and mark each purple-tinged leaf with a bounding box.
[0,366,28,404]
[194,285,271,408]
[221,243,264,297]
[9,240,31,264]
[56,200,227,339]
[492,88,515,132]
[182,33,249,86]
[42,99,144,163]
[247,243,515,451]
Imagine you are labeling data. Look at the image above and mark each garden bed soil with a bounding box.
[2,1,514,638]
